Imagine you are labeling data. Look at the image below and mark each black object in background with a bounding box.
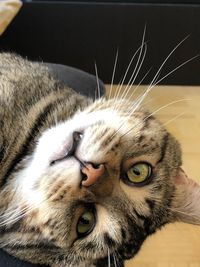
[1,1,200,85]
[0,249,46,267]
[23,0,200,3]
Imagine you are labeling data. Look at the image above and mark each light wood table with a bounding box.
[106,85,200,267]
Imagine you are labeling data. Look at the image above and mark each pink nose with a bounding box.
[81,163,105,187]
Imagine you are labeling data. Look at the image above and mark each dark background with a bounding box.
[1,1,200,85]
[23,0,200,3]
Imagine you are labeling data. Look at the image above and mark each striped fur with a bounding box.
[0,53,199,267]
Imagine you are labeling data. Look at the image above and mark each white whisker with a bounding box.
[0,204,37,227]
[109,86,150,139]
[125,67,152,103]
[119,39,147,96]
[150,54,200,89]
[94,62,101,99]
[108,247,111,267]
[130,36,192,113]
[120,43,147,101]
[122,41,148,99]
[94,88,97,101]
[113,42,146,102]
[0,193,51,227]
[109,48,119,100]
[162,111,186,127]
[113,252,118,267]
[121,98,191,138]
[148,35,190,89]
[114,25,147,104]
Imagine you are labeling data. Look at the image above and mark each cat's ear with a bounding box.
[172,168,200,225]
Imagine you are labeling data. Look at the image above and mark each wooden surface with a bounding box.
[106,85,200,267]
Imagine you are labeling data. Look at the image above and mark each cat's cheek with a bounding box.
[19,158,81,208]
[119,181,152,216]
[42,164,81,204]
[95,204,121,243]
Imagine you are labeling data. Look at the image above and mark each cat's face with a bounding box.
[4,98,200,267]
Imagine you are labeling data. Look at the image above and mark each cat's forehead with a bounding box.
[73,100,167,160]
[78,99,165,137]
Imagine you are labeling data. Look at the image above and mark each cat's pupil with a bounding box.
[77,210,96,237]
[80,216,90,225]
[133,167,141,176]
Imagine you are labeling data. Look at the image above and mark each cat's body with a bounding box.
[0,53,199,267]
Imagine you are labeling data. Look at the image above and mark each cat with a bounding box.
[0,52,199,267]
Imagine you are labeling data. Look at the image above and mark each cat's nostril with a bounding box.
[73,131,83,143]
[88,162,101,169]
[81,163,105,187]
[81,172,87,181]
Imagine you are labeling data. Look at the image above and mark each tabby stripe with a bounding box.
[0,149,4,162]
[116,215,147,263]
[125,213,146,242]
[1,99,62,187]
[83,241,96,251]
[95,256,124,267]
[121,228,126,239]
[158,133,169,163]
[0,140,6,162]
[145,198,155,211]
[133,208,146,221]
[133,208,153,234]
[5,242,59,250]
[0,220,22,235]
[141,115,154,131]
[104,233,117,247]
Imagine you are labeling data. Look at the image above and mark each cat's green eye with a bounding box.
[126,162,152,185]
[77,210,96,237]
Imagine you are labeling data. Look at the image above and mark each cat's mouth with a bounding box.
[50,131,83,166]
[49,130,107,189]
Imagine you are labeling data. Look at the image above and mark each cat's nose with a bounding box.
[81,163,105,187]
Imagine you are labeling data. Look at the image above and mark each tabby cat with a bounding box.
[0,53,199,267]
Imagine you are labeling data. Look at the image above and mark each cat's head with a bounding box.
[3,98,200,267]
